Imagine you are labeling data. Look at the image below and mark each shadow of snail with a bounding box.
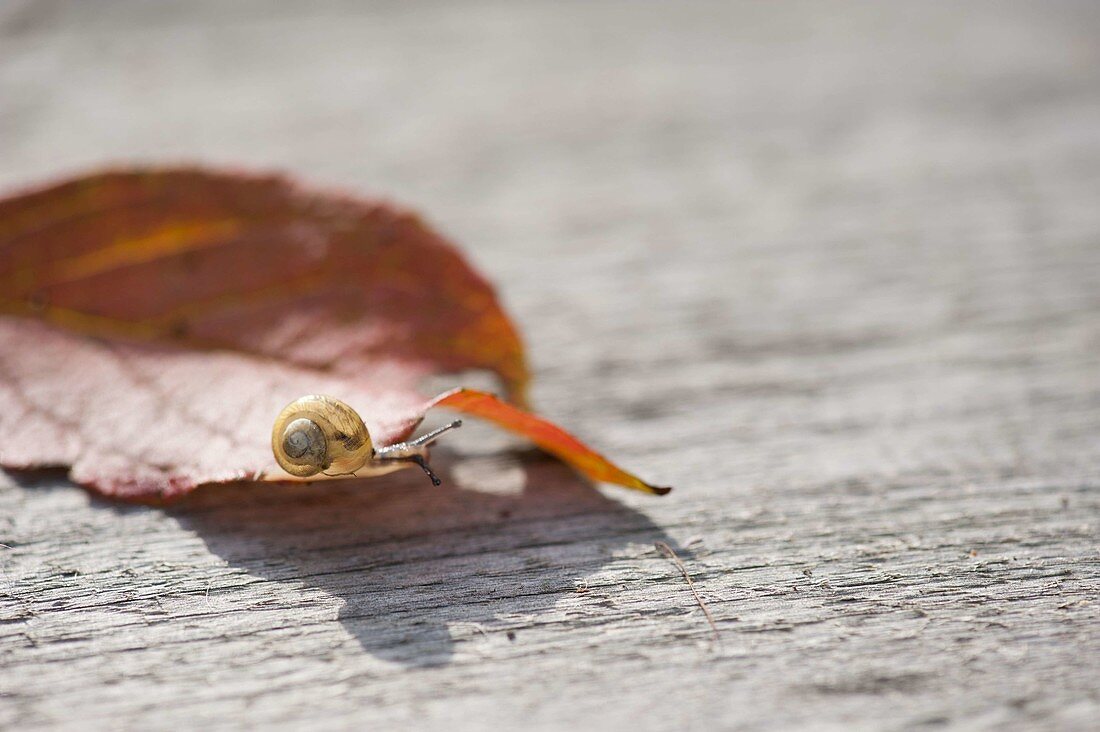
[167,450,680,668]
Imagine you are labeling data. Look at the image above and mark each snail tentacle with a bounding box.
[371,419,463,486]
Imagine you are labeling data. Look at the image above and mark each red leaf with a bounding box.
[0,168,669,501]
[431,389,670,495]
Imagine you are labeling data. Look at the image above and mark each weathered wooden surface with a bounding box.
[1,1,1099,729]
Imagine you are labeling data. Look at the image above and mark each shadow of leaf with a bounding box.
[167,450,680,667]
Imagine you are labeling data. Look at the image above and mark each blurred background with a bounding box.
[3,0,1100,501]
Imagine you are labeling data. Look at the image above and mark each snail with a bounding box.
[271,395,461,485]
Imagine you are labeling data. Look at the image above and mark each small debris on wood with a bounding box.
[655,541,720,642]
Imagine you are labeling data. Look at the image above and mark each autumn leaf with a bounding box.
[0,168,669,501]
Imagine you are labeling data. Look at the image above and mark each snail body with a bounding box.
[271,395,460,485]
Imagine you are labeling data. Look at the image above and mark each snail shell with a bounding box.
[271,395,374,477]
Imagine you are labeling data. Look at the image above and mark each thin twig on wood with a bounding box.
[655,541,720,642]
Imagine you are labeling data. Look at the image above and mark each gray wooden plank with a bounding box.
[1,1,1099,729]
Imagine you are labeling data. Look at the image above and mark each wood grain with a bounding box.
[1,1,1098,729]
